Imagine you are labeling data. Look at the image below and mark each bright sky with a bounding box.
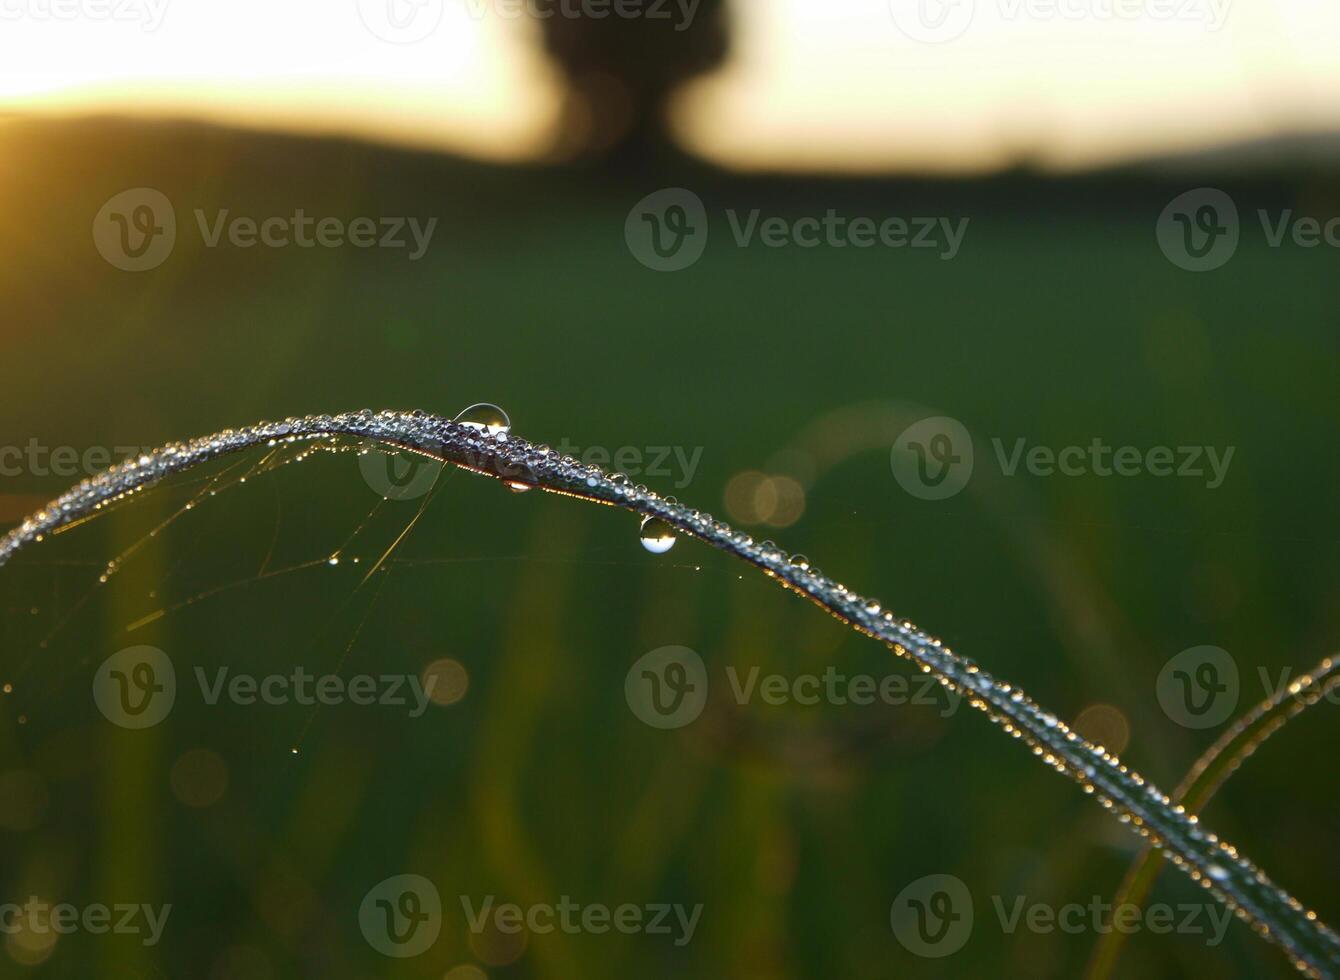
[2,0,1338,171]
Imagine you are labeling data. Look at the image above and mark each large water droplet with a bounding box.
[639,516,677,554]
[454,403,511,436]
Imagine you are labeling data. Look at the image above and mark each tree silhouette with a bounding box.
[540,2,730,165]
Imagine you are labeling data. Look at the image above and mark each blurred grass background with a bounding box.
[0,114,1338,978]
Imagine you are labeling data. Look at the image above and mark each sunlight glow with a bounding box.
[675,0,1340,172]
[2,0,1338,170]
[0,0,561,159]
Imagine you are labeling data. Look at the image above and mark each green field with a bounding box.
[1,115,1338,978]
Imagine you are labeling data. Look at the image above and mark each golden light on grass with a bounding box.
[4,906,58,966]
[422,657,470,706]
[724,471,806,528]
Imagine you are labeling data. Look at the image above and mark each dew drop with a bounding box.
[454,403,511,436]
[639,516,677,554]
[505,481,532,493]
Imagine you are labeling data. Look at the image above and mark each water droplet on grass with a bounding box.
[454,403,511,437]
[639,516,677,554]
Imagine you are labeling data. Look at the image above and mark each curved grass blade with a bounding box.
[1085,655,1340,979]
[1,410,1337,976]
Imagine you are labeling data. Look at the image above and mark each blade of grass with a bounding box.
[2,410,1337,976]
[1086,655,1340,979]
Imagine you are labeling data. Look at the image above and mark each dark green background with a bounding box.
[1,116,1338,978]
